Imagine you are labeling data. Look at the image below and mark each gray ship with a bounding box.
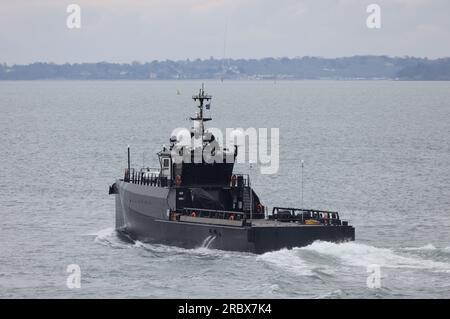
[109,86,355,253]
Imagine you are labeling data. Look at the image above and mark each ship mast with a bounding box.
[191,84,212,139]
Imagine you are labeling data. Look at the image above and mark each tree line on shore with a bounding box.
[1,56,449,80]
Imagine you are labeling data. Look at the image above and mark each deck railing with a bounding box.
[229,174,250,187]
[180,207,246,220]
[124,168,170,187]
[270,207,342,225]
[123,169,254,189]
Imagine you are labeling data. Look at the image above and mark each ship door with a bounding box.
[161,156,172,180]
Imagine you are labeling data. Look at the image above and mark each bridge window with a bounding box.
[163,158,170,168]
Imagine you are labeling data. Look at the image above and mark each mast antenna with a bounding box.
[191,84,212,138]
[222,22,228,81]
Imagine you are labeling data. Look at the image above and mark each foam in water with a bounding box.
[92,227,132,249]
[257,241,450,278]
[92,228,222,255]
[402,244,437,251]
[91,227,450,275]
[257,249,314,276]
[300,241,450,271]
[201,235,216,248]
[88,227,115,238]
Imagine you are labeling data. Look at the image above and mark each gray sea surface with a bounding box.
[1,80,449,298]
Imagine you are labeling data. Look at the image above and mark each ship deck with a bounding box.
[250,220,324,227]
[177,215,337,228]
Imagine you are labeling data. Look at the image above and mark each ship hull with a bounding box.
[114,181,355,254]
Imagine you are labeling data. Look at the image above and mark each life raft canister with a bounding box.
[305,219,320,225]
[175,174,182,186]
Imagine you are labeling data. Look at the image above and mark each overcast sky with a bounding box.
[1,0,449,64]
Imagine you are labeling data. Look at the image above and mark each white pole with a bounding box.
[301,160,304,209]
[249,174,252,223]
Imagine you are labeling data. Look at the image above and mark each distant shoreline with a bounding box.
[2,56,450,81]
